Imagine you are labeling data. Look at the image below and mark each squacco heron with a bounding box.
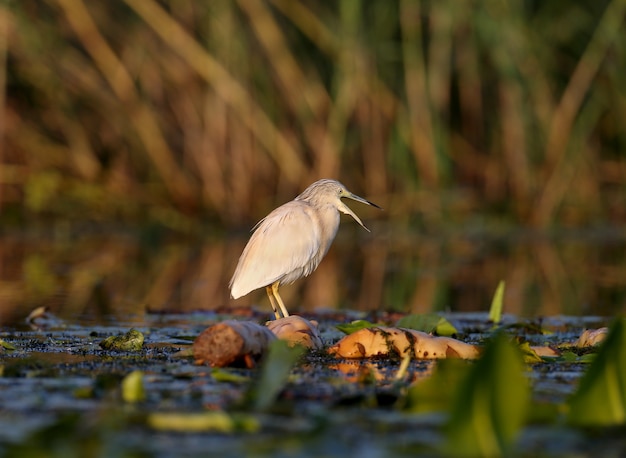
[230,179,381,319]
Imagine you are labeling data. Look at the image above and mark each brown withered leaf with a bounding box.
[576,327,609,348]
[328,326,479,360]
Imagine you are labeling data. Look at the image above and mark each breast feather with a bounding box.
[230,202,322,298]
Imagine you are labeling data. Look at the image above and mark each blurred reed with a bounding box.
[0,0,624,229]
[1,228,624,325]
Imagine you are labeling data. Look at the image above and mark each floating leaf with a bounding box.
[518,341,544,363]
[335,320,376,335]
[121,370,145,403]
[567,318,626,426]
[559,351,579,363]
[579,353,597,364]
[397,313,458,336]
[329,327,479,360]
[556,351,596,364]
[575,327,608,348]
[266,315,323,349]
[0,338,16,351]
[148,411,259,433]
[193,320,276,367]
[488,280,505,324]
[211,368,250,384]
[100,329,144,351]
[247,339,305,411]
[444,332,529,457]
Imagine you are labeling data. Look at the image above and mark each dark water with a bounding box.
[0,309,617,457]
[1,224,625,326]
[0,222,623,456]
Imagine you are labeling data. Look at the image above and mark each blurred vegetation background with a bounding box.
[2,0,626,229]
[1,0,625,322]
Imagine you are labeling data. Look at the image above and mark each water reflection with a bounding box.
[0,227,625,326]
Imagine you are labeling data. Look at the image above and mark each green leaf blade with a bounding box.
[396,313,458,336]
[444,332,529,457]
[248,339,305,411]
[567,318,626,426]
[335,320,376,335]
[489,281,506,324]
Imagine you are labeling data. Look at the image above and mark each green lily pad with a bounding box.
[396,313,458,337]
[121,370,145,403]
[99,329,144,351]
[518,341,544,364]
[335,320,376,335]
[0,338,16,351]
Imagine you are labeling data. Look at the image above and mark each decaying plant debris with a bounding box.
[193,316,323,368]
[99,328,145,351]
[266,316,323,349]
[575,327,608,347]
[194,318,481,367]
[193,320,276,368]
[329,326,480,359]
[0,311,622,457]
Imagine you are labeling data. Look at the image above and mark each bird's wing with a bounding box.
[230,202,321,298]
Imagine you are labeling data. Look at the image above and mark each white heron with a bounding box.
[230,179,381,319]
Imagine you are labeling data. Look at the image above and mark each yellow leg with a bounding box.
[266,285,281,320]
[272,282,290,318]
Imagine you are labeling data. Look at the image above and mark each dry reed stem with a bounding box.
[427,2,453,116]
[270,0,336,57]
[0,7,7,173]
[123,0,307,185]
[66,124,100,180]
[141,246,187,313]
[358,240,388,311]
[313,0,360,180]
[271,0,410,187]
[237,0,329,119]
[400,0,439,189]
[533,0,626,226]
[56,0,196,206]
[407,243,443,314]
[237,0,338,182]
[499,81,530,216]
[533,240,571,316]
[2,1,623,233]
[358,97,388,197]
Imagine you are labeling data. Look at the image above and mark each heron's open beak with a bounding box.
[346,192,382,210]
[339,192,382,232]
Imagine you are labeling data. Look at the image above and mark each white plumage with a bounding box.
[230,179,380,319]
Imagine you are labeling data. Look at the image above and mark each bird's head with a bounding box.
[297,179,382,231]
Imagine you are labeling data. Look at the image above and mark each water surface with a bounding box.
[1,225,624,326]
